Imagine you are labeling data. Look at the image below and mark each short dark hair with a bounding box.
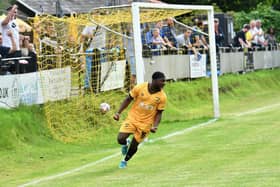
[243,24,250,30]
[6,6,13,11]
[152,71,165,80]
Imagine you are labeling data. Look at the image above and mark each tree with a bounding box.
[161,0,279,12]
[234,3,280,41]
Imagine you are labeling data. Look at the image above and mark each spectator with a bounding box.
[214,18,224,48]
[141,24,150,46]
[0,30,17,74]
[176,28,193,48]
[247,19,267,48]
[255,19,267,47]
[193,20,208,49]
[265,27,277,47]
[176,29,201,60]
[233,24,251,48]
[193,34,208,50]
[0,30,16,58]
[81,24,106,93]
[0,5,21,57]
[161,18,177,48]
[146,21,164,45]
[151,28,169,50]
[123,26,136,89]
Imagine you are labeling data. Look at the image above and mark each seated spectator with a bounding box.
[265,27,277,47]
[233,24,251,48]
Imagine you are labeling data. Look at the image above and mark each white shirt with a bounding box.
[255,27,265,44]
[176,34,191,47]
[82,25,106,50]
[0,19,20,50]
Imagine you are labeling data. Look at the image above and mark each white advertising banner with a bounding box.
[0,67,71,109]
[101,60,126,92]
[0,75,20,109]
[39,67,71,102]
[190,54,207,78]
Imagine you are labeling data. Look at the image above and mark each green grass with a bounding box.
[0,69,280,186]
[34,106,280,187]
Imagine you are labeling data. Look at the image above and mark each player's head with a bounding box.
[152,71,166,90]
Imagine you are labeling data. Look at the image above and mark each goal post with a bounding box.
[33,3,221,142]
[131,2,220,118]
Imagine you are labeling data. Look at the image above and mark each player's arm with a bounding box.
[150,110,164,133]
[113,94,133,121]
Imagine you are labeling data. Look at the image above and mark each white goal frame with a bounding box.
[131,2,220,118]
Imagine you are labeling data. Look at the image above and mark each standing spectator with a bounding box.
[193,34,208,50]
[233,24,251,48]
[255,20,267,47]
[214,18,224,48]
[0,30,17,74]
[146,20,164,45]
[161,18,177,48]
[81,24,106,93]
[0,5,20,57]
[21,36,37,72]
[193,20,209,49]
[245,20,259,47]
[0,30,16,58]
[151,28,169,50]
[176,28,193,49]
[265,27,277,47]
[124,26,136,89]
[177,29,201,60]
[141,24,150,46]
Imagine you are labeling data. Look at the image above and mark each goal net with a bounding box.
[33,3,219,143]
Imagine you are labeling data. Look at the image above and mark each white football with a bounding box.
[100,102,110,113]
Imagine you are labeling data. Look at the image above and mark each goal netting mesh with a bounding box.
[32,5,213,143]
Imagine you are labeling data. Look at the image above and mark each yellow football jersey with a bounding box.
[126,82,167,129]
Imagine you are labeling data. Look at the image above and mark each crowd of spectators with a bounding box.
[1,4,279,77]
[233,19,277,49]
[0,4,37,75]
[141,17,211,59]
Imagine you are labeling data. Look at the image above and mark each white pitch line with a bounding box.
[19,102,280,187]
[235,103,280,117]
[19,118,217,187]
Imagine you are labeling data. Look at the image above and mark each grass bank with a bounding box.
[0,69,280,185]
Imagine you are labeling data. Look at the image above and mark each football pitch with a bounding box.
[1,69,280,187]
[19,102,280,187]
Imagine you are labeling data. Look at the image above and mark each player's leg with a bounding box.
[117,132,131,156]
[119,129,148,168]
[118,121,135,156]
[117,132,130,145]
[119,137,139,168]
[124,137,139,162]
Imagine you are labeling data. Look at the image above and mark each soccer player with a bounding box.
[113,71,167,168]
